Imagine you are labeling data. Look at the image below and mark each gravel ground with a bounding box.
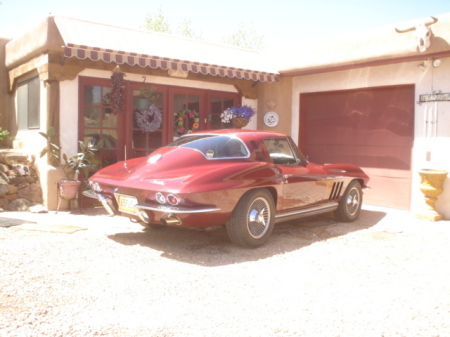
[1,206,450,337]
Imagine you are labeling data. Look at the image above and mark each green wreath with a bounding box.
[174,109,200,135]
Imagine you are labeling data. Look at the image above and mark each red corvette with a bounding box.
[84,130,369,247]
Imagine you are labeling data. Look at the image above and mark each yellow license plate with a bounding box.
[116,194,138,214]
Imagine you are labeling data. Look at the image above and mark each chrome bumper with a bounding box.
[82,190,117,216]
[83,190,220,226]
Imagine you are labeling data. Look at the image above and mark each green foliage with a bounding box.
[39,127,100,180]
[39,127,61,167]
[176,18,202,40]
[142,9,202,40]
[63,141,100,181]
[222,22,264,51]
[142,8,172,34]
[0,128,9,141]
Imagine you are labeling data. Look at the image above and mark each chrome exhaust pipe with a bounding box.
[160,214,182,226]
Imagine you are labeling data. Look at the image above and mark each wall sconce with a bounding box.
[432,59,441,67]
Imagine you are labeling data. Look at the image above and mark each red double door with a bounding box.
[79,77,240,170]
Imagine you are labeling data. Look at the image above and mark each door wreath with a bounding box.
[135,105,163,132]
[174,109,200,135]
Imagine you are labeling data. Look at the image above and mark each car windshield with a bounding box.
[166,135,250,159]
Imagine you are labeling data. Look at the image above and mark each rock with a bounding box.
[0,164,9,173]
[6,198,31,212]
[0,171,10,184]
[7,170,17,178]
[8,184,18,194]
[17,182,29,190]
[18,183,43,204]
[0,198,9,210]
[3,152,28,165]
[9,177,29,185]
[4,193,18,201]
[13,164,30,176]
[0,179,9,196]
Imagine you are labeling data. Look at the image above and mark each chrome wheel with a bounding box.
[226,189,275,248]
[346,186,361,216]
[247,197,271,239]
[334,181,363,222]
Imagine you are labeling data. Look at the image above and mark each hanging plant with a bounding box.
[174,109,200,135]
[110,68,125,114]
[135,105,163,132]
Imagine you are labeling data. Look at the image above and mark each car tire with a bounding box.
[334,180,362,222]
[226,189,275,248]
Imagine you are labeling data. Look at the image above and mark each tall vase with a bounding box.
[415,169,448,221]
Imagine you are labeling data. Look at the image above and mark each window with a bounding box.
[167,135,249,159]
[264,137,299,165]
[17,77,40,130]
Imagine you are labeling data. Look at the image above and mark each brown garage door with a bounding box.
[300,85,414,209]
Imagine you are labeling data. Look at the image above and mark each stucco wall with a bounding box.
[256,77,293,134]
[291,57,450,218]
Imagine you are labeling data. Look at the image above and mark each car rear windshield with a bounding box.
[166,135,250,159]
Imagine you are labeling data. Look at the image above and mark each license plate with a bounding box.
[116,194,138,214]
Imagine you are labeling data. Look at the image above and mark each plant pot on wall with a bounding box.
[415,169,448,221]
[135,98,151,110]
[231,117,248,128]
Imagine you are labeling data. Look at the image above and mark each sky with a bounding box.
[1,0,450,50]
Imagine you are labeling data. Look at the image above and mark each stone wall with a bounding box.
[0,151,43,212]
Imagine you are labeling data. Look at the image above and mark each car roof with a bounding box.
[187,129,289,141]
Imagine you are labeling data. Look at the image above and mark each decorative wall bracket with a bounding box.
[417,90,450,105]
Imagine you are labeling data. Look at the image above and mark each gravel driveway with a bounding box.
[1,206,450,337]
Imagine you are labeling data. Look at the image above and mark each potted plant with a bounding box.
[135,86,159,110]
[39,128,99,200]
[220,105,256,128]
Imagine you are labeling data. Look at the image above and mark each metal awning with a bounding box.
[55,17,279,83]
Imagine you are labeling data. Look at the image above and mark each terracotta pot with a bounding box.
[416,169,448,221]
[231,117,248,128]
[58,179,81,201]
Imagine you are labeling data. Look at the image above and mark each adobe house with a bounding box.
[1,13,450,218]
[1,16,279,210]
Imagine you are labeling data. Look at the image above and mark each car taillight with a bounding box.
[167,194,179,205]
[156,192,166,204]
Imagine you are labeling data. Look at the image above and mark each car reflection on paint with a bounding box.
[84,130,369,248]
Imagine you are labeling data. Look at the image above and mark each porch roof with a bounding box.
[55,17,279,83]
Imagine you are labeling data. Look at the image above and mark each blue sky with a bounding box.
[1,0,450,49]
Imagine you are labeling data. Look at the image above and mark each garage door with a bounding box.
[300,85,414,209]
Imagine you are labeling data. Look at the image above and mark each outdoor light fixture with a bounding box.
[432,59,441,67]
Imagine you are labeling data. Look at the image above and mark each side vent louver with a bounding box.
[329,181,344,201]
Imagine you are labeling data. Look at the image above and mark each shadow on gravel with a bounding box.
[107,209,387,266]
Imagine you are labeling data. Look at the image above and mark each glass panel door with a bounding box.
[81,81,120,171]
[171,91,201,140]
[206,91,241,130]
[131,85,165,158]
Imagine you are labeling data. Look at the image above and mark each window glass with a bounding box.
[167,135,249,159]
[263,138,297,165]
[18,77,40,130]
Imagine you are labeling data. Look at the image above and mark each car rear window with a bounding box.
[166,135,249,159]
